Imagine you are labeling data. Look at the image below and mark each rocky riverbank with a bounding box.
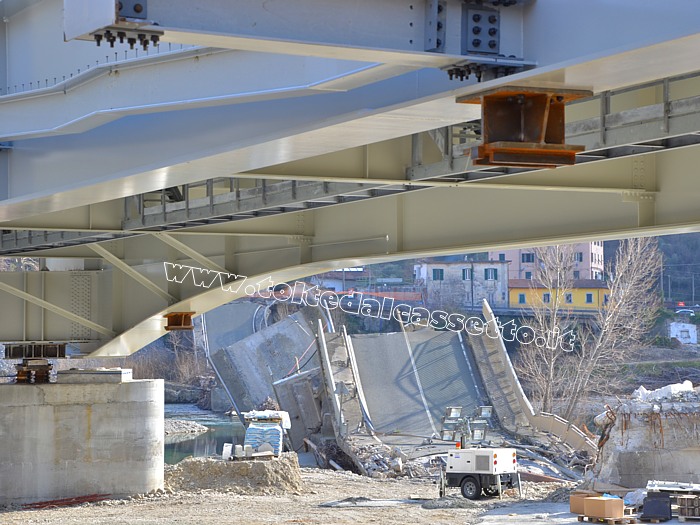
[164,419,209,435]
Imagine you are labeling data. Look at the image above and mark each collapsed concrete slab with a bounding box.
[594,380,700,489]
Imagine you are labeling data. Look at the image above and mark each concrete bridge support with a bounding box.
[0,371,163,505]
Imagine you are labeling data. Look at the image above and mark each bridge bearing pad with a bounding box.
[164,312,195,331]
[457,87,592,168]
[15,359,52,384]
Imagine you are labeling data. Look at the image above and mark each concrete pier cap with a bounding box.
[0,369,164,506]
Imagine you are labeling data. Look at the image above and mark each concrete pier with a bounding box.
[0,373,163,505]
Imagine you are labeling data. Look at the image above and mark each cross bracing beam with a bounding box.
[152,233,228,275]
[88,243,175,303]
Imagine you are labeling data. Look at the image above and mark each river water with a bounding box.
[164,404,246,464]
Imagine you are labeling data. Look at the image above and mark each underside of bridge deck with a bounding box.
[2,0,700,356]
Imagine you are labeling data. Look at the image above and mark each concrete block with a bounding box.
[56,368,133,383]
[0,379,164,505]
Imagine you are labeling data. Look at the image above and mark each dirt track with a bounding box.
[0,467,565,525]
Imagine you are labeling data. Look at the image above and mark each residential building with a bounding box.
[489,242,605,281]
[415,259,510,309]
[509,279,610,310]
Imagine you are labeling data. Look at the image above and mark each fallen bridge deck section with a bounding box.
[470,300,597,457]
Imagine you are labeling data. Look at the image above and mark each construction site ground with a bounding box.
[1,466,577,525]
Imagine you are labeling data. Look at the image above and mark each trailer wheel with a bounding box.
[460,476,481,500]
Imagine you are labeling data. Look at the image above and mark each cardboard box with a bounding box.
[569,492,600,515]
[583,497,624,519]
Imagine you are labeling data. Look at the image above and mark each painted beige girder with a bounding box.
[4,77,700,354]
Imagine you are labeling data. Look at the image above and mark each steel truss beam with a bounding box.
[0,281,115,337]
[3,68,700,256]
[65,0,530,69]
[123,179,422,230]
[88,243,175,303]
[153,233,228,275]
[0,47,415,142]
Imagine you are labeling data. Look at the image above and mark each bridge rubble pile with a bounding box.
[348,442,436,479]
[593,380,700,490]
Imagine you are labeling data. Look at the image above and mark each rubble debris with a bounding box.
[537,483,577,503]
[164,453,304,495]
[255,396,280,411]
[421,494,483,509]
[164,419,209,435]
[317,440,358,472]
[356,443,400,477]
[519,472,567,483]
[594,381,700,488]
[632,380,699,403]
[512,445,583,481]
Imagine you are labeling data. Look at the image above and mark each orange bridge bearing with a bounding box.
[457,86,593,168]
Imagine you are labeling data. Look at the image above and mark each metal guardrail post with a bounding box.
[342,325,375,434]
[316,319,343,436]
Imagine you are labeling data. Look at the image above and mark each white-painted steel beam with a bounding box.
[88,243,175,303]
[65,0,526,67]
[0,48,409,141]
[2,0,698,223]
[5,0,700,353]
[153,233,228,275]
[0,281,115,337]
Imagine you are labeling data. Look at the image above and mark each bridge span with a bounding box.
[1,1,700,356]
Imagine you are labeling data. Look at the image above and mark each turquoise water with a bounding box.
[164,404,246,464]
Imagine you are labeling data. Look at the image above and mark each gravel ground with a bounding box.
[0,470,471,525]
[0,463,571,525]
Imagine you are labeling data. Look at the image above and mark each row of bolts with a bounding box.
[0,42,191,96]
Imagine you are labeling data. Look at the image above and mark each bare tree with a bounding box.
[560,237,661,419]
[516,238,662,421]
[168,330,204,383]
[515,244,576,413]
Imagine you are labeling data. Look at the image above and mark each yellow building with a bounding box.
[509,279,609,311]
